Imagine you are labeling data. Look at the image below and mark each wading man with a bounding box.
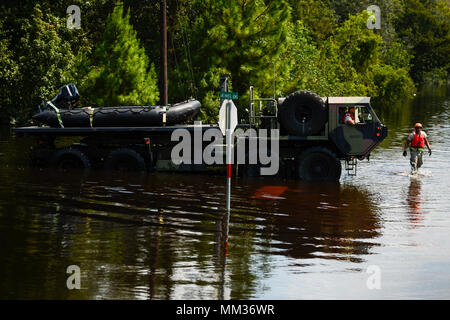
[403,123,431,174]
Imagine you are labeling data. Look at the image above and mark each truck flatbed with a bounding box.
[12,125,328,142]
[12,124,222,137]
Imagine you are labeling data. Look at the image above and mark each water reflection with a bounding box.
[0,166,382,299]
[407,178,423,225]
[233,181,380,263]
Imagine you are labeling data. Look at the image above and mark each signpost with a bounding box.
[218,91,238,255]
[219,99,238,136]
[220,91,238,100]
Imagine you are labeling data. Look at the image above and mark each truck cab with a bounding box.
[327,97,387,159]
[249,89,387,181]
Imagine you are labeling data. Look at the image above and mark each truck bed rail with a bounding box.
[12,124,223,137]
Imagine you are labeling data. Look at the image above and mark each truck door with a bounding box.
[330,104,383,157]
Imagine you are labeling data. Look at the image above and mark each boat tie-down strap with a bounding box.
[88,108,94,127]
[47,101,64,128]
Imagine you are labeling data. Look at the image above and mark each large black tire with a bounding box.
[104,148,146,172]
[297,147,341,182]
[278,91,327,136]
[50,147,91,172]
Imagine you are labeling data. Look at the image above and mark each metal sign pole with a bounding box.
[224,100,232,254]
[218,74,237,255]
[160,0,168,106]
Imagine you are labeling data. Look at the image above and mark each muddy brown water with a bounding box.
[0,85,449,299]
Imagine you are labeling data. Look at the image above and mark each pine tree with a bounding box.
[171,0,291,122]
[80,2,159,106]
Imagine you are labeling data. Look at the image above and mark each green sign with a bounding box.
[220,91,238,100]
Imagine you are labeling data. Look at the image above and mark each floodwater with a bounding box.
[0,85,449,299]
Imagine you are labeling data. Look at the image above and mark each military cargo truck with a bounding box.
[13,86,387,182]
[244,87,387,181]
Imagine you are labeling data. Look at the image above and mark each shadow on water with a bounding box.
[406,177,424,226]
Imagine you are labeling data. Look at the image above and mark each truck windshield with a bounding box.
[340,105,374,124]
[355,105,373,124]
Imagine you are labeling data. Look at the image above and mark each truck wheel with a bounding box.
[104,148,146,172]
[50,147,91,171]
[297,147,341,182]
[278,91,326,136]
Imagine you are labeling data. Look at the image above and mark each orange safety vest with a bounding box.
[411,131,425,148]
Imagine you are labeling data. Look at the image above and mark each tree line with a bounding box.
[0,0,449,124]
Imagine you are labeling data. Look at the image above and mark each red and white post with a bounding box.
[224,100,232,254]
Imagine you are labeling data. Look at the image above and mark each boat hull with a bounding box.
[32,100,201,127]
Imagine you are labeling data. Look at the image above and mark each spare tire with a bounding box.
[50,147,91,172]
[277,91,327,136]
[104,148,146,172]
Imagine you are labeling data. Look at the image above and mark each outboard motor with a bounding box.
[40,84,80,112]
[51,83,80,109]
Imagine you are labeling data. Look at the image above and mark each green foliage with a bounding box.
[197,67,232,122]
[279,11,415,104]
[278,21,337,96]
[327,11,380,77]
[370,64,415,105]
[0,5,75,123]
[288,0,336,44]
[1,0,448,124]
[70,2,159,106]
[382,41,413,71]
[395,0,450,83]
[170,0,291,122]
[0,21,19,121]
[327,11,414,101]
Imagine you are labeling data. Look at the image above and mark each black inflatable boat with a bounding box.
[32,84,201,128]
